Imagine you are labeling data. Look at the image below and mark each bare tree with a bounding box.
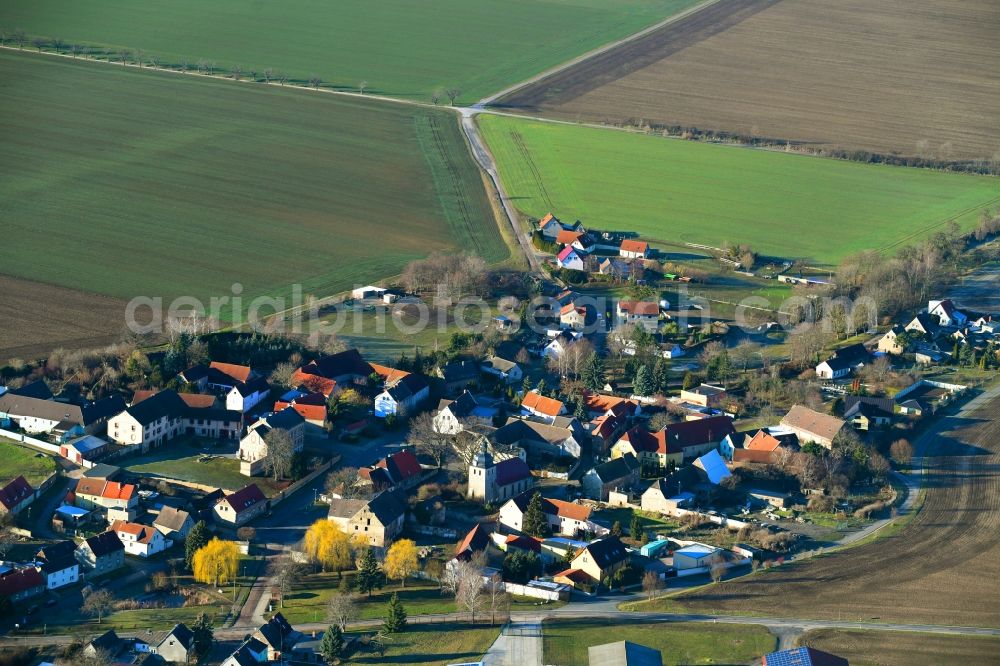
[231,64,243,81]
[263,68,274,83]
[309,75,322,89]
[486,573,510,625]
[325,466,361,499]
[13,30,26,49]
[641,570,663,600]
[446,88,461,105]
[263,428,296,481]
[148,55,159,69]
[452,560,485,622]
[278,72,288,86]
[117,49,131,66]
[452,429,488,467]
[82,588,115,623]
[52,37,65,51]
[359,80,368,95]
[890,439,913,465]
[709,554,726,583]
[326,590,358,631]
[179,59,189,73]
[430,89,442,105]
[62,647,113,666]
[33,37,45,52]
[408,411,448,467]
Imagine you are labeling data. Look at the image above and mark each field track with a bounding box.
[677,389,1000,627]
[498,0,1000,161]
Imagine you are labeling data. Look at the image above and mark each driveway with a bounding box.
[482,618,543,666]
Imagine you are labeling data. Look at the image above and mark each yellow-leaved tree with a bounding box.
[192,538,239,586]
[383,538,419,588]
[303,519,353,574]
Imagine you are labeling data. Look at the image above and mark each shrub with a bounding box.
[807,495,836,513]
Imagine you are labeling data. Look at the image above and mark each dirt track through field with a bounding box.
[498,0,1000,161]
[0,274,127,362]
[677,390,1000,627]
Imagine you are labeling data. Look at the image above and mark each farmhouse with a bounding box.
[226,376,270,413]
[358,449,423,491]
[568,535,629,583]
[0,390,124,436]
[371,364,430,418]
[581,453,640,501]
[520,390,566,421]
[493,418,582,459]
[613,416,735,468]
[481,355,523,384]
[815,343,869,379]
[213,484,268,527]
[467,439,533,504]
[928,299,968,327]
[616,300,659,331]
[107,390,241,449]
[272,391,328,428]
[844,396,895,430]
[75,530,125,574]
[327,490,406,548]
[780,405,845,449]
[111,520,171,558]
[292,349,373,397]
[0,476,35,516]
[498,492,596,538]
[619,239,650,259]
[680,384,727,409]
[73,478,138,521]
[239,407,305,477]
[36,541,80,590]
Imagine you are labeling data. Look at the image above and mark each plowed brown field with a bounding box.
[499,0,1000,161]
[0,275,126,363]
[675,392,1000,627]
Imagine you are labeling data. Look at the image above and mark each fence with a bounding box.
[0,428,60,455]
[498,580,570,602]
[270,455,339,508]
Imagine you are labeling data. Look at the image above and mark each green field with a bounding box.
[122,445,282,495]
[479,115,1000,264]
[542,618,776,665]
[352,624,501,666]
[0,438,57,485]
[0,50,507,318]
[0,0,699,102]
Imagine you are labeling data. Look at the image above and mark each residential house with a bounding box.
[108,390,241,449]
[326,490,407,548]
[75,530,126,574]
[36,541,80,589]
[905,312,940,337]
[0,567,45,603]
[559,303,589,331]
[877,325,907,355]
[358,449,423,491]
[498,492,597,538]
[537,213,564,241]
[815,343,869,379]
[433,391,480,435]
[0,391,124,436]
[582,392,641,420]
[780,405,845,449]
[226,377,270,413]
[132,390,218,410]
[724,428,798,464]
[436,360,482,393]
[152,623,195,664]
[73,478,138,522]
[292,349,374,397]
[481,356,523,384]
[213,484,268,527]
[252,613,301,662]
[272,391,328,429]
[494,418,582,459]
[520,390,566,422]
[112,520,170,558]
[680,384,727,409]
[238,407,306,477]
[0,476,35,516]
[467,440,534,504]
[762,647,848,666]
[153,507,194,540]
[619,239,650,260]
[221,639,269,666]
[60,435,109,465]
[556,229,588,249]
[503,534,542,554]
[844,396,895,430]
[83,630,124,660]
[598,257,629,279]
[581,453,640,501]
[568,535,629,583]
[928,299,967,327]
[556,246,587,271]
[454,524,491,562]
[641,478,694,515]
[589,641,663,666]
[616,300,660,331]
[692,449,731,485]
[612,416,736,469]
[374,374,430,418]
[543,330,584,360]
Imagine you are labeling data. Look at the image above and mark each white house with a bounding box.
[226,377,270,413]
[433,391,479,435]
[111,520,171,558]
[619,239,649,259]
[498,493,599,538]
[36,541,80,590]
[556,246,587,271]
[814,343,869,380]
[928,299,968,327]
[543,330,583,360]
[239,407,305,477]
[351,285,387,300]
[481,356,523,384]
[374,374,430,418]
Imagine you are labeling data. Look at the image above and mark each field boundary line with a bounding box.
[477,0,727,106]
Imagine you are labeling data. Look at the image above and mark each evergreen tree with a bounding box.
[653,358,670,393]
[581,352,606,391]
[192,612,214,658]
[630,514,642,542]
[185,520,210,571]
[574,398,588,420]
[356,548,384,599]
[522,376,532,396]
[383,592,408,633]
[535,378,547,396]
[522,492,551,538]
[633,365,654,397]
[339,572,354,595]
[611,520,622,537]
[682,371,696,391]
[320,624,344,663]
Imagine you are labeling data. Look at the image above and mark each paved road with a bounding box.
[482,618,543,666]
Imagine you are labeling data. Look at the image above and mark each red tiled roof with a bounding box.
[223,484,266,513]
[455,524,491,558]
[556,229,583,246]
[273,400,326,423]
[111,520,159,544]
[548,498,591,521]
[133,390,216,409]
[745,431,782,452]
[620,239,649,254]
[369,363,411,386]
[618,300,659,316]
[292,369,338,397]
[505,535,542,552]
[583,392,636,415]
[538,213,557,227]
[522,391,565,417]
[553,568,590,584]
[0,568,44,597]
[210,361,252,383]
[733,449,775,465]
[660,416,735,453]
[377,449,422,481]
[0,476,33,511]
[102,482,135,501]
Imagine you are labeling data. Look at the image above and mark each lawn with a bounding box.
[542,618,776,665]
[351,623,501,666]
[122,446,282,495]
[0,50,506,322]
[478,114,1000,265]
[0,438,57,485]
[593,507,679,535]
[0,0,700,103]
